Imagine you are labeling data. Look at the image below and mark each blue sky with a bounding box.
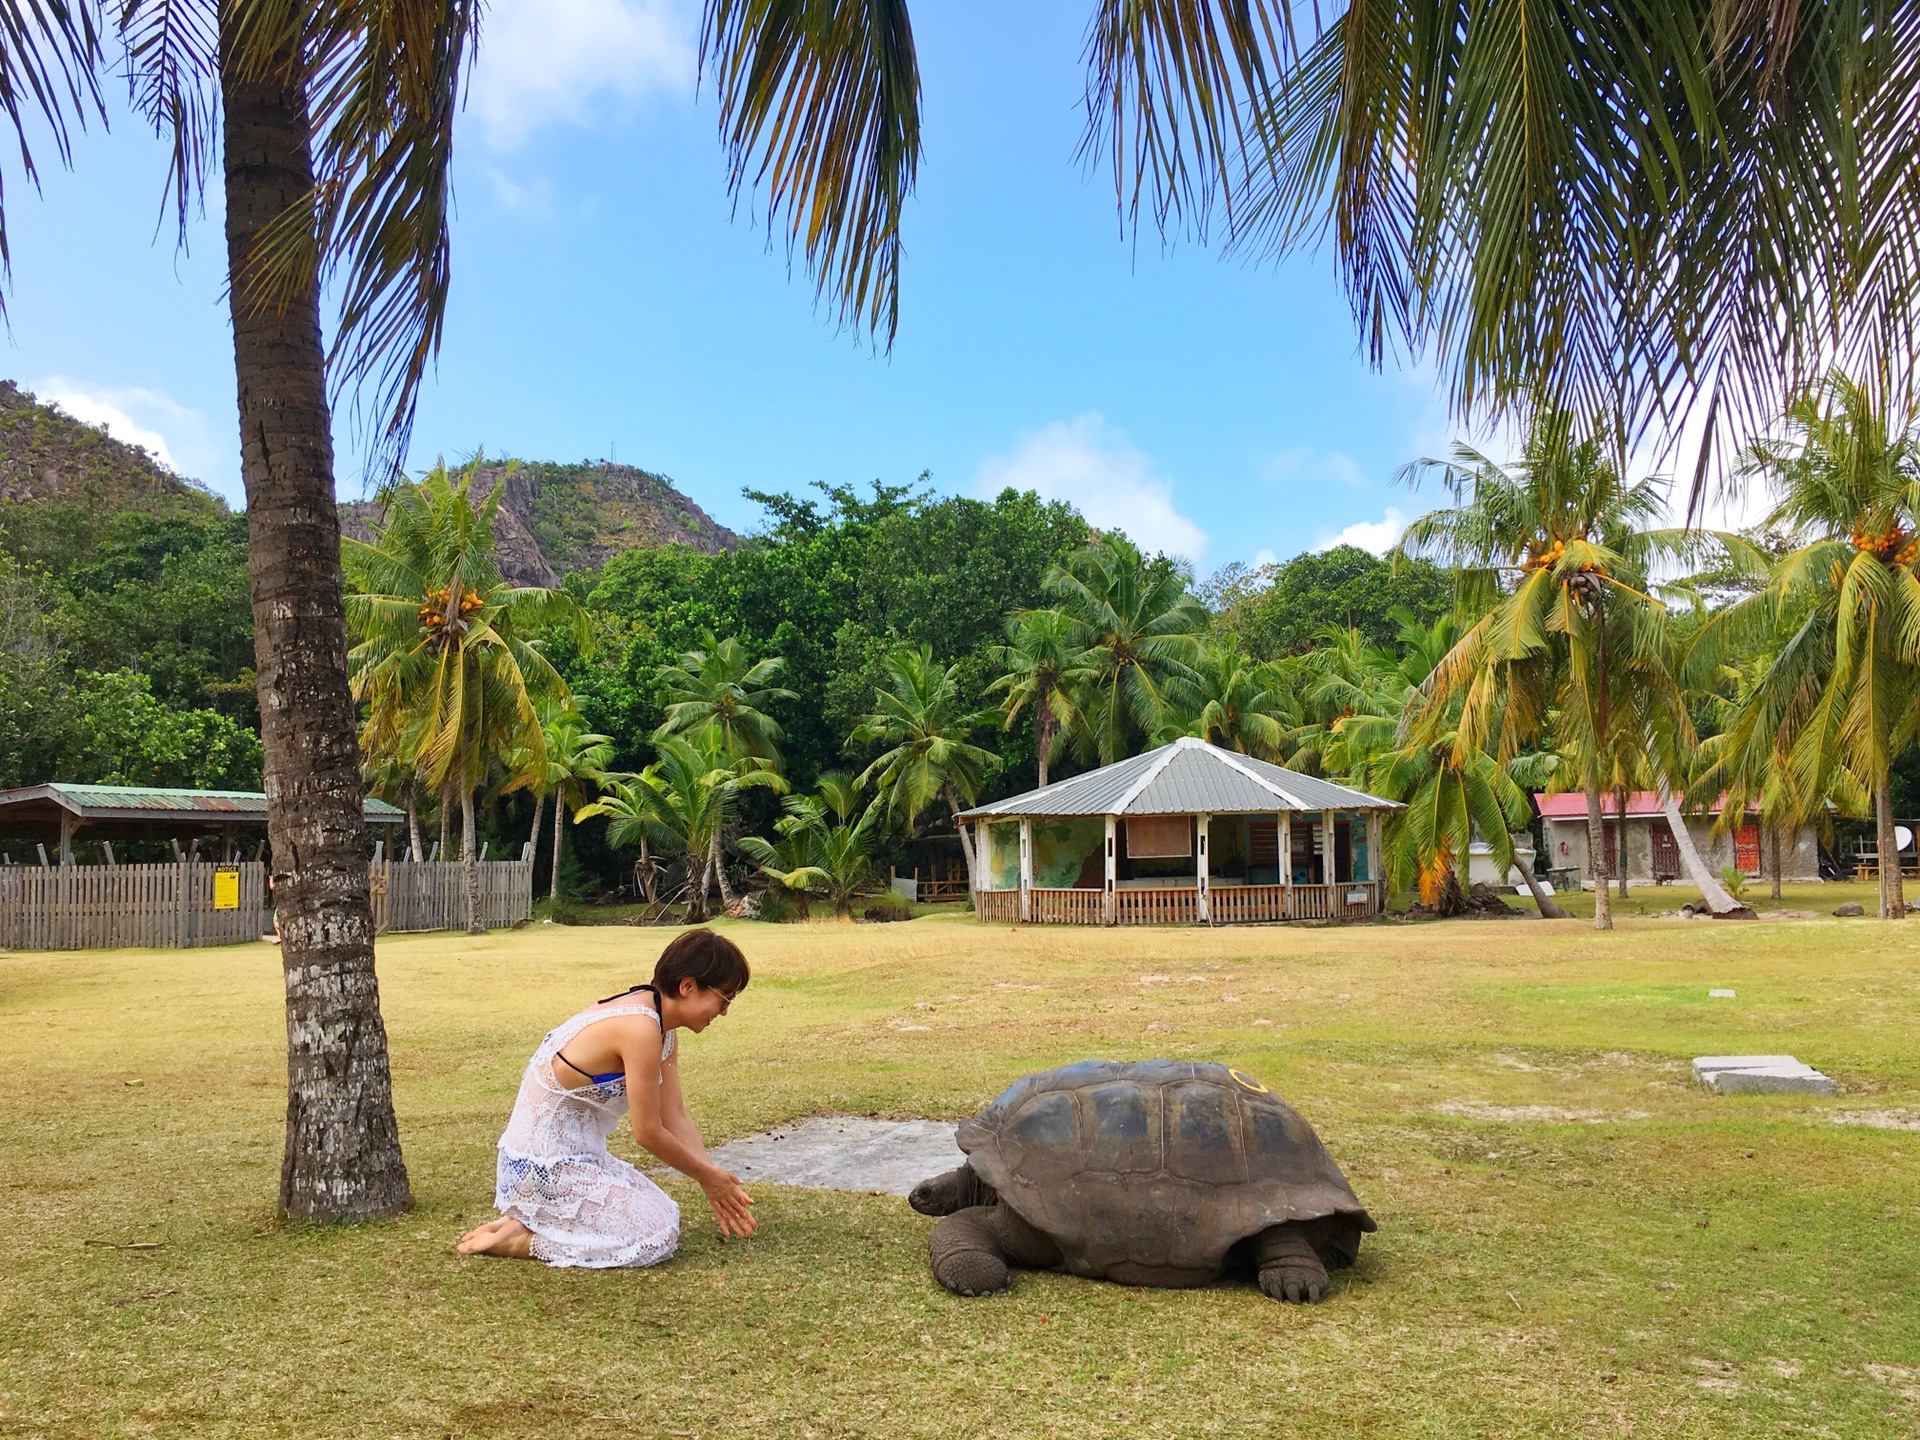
[4,1,1477,574]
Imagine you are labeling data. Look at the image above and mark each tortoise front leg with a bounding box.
[927,1205,1060,1296]
[1251,1223,1330,1303]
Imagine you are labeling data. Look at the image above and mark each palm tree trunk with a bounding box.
[462,787,484,934]
[528,792,547,887]
[1658,792,1747,916]
[685,848,709,921]
[1513,833,1570,918]
[406,789,424,863]
[711,829,738,909]
[944,783,982,891]
[551,790,566,901]
[438,782,451,859]
[222,27,407,1221]
[1768,824,1783,900]
[1585,790,1613,931]
[1614,786,1630,898]
[1875,769,1905,919]
[1034,697,1054,788]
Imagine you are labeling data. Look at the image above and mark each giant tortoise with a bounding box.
[909,1059,1375,1302]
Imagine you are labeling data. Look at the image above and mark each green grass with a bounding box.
[3,910,1918,1438]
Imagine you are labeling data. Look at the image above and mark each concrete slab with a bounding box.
[1693,1055,1838,1096]
[706,1116,965,1195]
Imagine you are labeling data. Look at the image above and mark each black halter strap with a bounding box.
[596,982,664,1025]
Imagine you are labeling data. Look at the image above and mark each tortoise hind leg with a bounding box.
[928,1205,1061,1296]
[1251,1224,1331,1303]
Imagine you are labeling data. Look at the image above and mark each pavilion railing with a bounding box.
[976,890,1019,923]
[1029,888,1103,925]
[971,879,1384,927]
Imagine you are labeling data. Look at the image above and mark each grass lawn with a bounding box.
[3,907,1917,1438]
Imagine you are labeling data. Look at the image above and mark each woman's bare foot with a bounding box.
[456,1217,534,1259]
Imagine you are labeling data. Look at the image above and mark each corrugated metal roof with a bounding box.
[956,738,1400,820]
[1534,790,1743,819]
[0,783,405,822]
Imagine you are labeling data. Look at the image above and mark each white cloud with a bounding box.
[35,377,223,483]
[467,0,695,150]
[973,414,1209,565]
[1314,506,1409,557]
[1252,547,1277,567]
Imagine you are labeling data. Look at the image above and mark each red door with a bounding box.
[1651,821,1680,880]
[1597,821,1618,879]
[1735,822,1761,874]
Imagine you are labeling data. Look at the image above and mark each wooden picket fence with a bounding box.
[369,857,534,933]
[0,855,533,950]
[0,862,268,950]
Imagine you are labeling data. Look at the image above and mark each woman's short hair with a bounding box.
[653,928,750,998]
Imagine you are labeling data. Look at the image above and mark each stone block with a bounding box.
[1693,1054,1837,1096]
[1833,902,1865,917]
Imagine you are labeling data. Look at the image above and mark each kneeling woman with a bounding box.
[457,929,756,1266]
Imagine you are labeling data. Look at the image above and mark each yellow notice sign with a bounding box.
[212,867,241,911]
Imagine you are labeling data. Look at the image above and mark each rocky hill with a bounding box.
[0,380,225,518]
[339,460,738,586]
[1,382,737,585]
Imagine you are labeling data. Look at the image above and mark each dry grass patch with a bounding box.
[3,909,1917,1438]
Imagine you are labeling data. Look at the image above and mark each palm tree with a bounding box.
[579,734,785,922]
[654,633,796,762]
[1044,535,1208,764]
[509,710,614,903]
[0,5,482,1221]
[1691,370,1920,918]
[1401,421,1716,930]
[739,778,881,920]
[1163,638,1288,758]
[989,608,1090,787]
[851,644,1001,890]
[344,461,589,934]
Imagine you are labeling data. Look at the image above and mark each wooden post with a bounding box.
[1018,819,1032,922]
[58,813,74,866]
[1104,816,1117,926]
[1367,811,1384,909]
[1196,812,1211,925]
[1278,811,1291,918]
[101,841,116,868]
[36,843,50,868]
[1323,810,1337,885]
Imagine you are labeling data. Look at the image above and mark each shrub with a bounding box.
[860,890,914,923]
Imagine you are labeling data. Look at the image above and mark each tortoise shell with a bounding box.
[957,1059,1375,1282]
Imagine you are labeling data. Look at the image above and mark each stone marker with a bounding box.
[1833,902,1865,917]
[705,1116,965,1195]
[1692,1054,1837,1096]
[1708,988,1736,998]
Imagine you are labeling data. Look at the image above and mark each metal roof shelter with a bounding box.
[955,737,1400,926]
[0,783,404,865]
[957,736,1399,822]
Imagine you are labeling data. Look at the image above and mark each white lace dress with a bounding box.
[493,1002,682,1268]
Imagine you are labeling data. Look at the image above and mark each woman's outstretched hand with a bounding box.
[702,1169,756,1238]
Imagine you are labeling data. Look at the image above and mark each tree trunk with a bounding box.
[438,781,451,859]
[1513,832,1570,918]
[945,784,982,892]
[551,789,566,901]
[1769,824,1783,900]
[406,790,424,864]
[223,29,408,1221]
[1585,790,1613,930]
[1875,769,1905,919]
[685,848,709,921]
[1614,786,1630,898]
[1034,696,1054,788]
[462,787,484,934]
[1658,792,1748,916]
[711,829,738,909]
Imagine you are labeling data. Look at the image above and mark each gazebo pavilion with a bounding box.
[956,736,1402,926]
